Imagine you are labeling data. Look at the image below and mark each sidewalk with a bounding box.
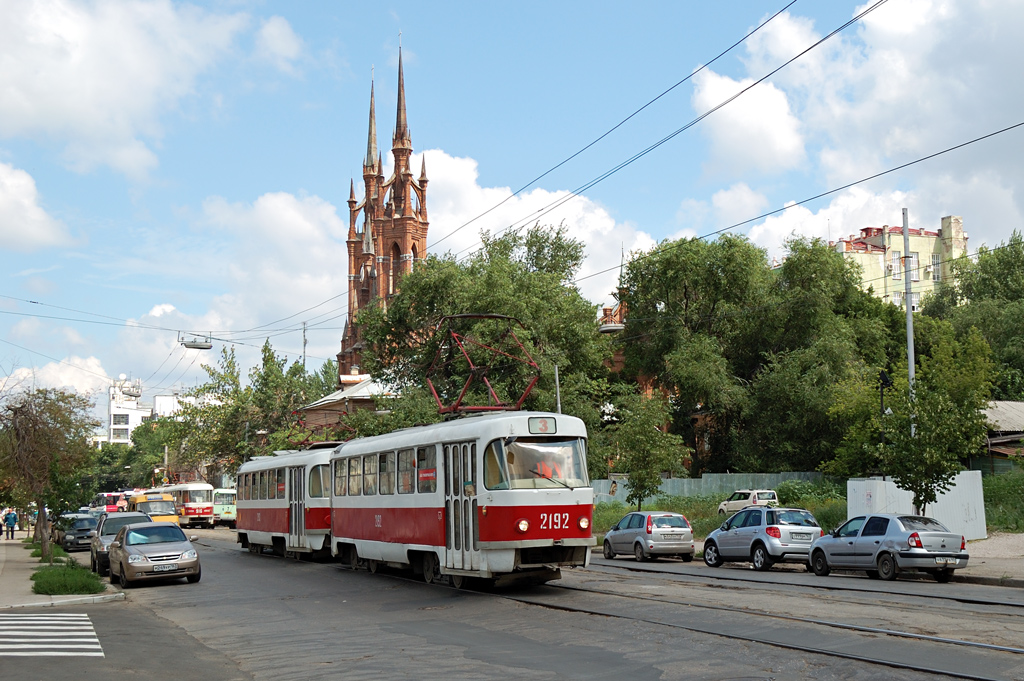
[0,534,124,609]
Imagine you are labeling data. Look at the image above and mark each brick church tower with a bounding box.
[338,48,429,379]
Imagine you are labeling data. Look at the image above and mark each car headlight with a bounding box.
[128,554,145,564]
[181,549,198,560]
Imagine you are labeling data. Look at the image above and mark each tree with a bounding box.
[603,394,688,510]
[0,388,96,560]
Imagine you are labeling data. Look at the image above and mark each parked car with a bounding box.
[808,514,968,583]
[603,511,695,562]
[107,521,201,588]
[89,511,152,575]
[717,489,778,515]
[703,506,823,571]
[51,513,97,552]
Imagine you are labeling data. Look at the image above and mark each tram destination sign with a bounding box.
[528,417,557,435]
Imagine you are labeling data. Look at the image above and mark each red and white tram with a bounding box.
[235,446,334,557]
[329,411,592,586]
[144,482,215,528]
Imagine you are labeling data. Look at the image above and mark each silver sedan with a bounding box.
[603,511,695,562]
[809,514,968,583]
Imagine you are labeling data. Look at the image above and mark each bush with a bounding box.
[983,468,1024,532]
[31,562,105,595]
[776,478,846,506]
[28,544,69,560]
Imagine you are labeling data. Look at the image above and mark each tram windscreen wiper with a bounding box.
[529,468,574,490]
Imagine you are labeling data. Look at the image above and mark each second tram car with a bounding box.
[329,411,592,586]
[145,482,215,528]
[235,446,333,557]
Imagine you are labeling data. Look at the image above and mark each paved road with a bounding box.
[7,531,1023,680]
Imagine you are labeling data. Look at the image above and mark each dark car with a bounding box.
[809,514,969,583]
[89,511,151,575]
[107,522,201,588]
[52,513,97,552]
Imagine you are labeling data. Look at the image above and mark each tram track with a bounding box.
[195,535,1024,680]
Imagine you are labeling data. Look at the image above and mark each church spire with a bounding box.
[393,47,410,147]
[364,78,378,171]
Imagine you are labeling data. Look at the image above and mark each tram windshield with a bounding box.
[484,437,589,490]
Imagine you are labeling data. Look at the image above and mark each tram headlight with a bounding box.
[578,516,590,531]
[516,519,530,533]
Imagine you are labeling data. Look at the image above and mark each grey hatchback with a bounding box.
[704,506,823,571]
[809,514,968,583]
[603,511,695,562]
[89,511,151,575]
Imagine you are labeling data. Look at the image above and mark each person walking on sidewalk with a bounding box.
[3,508,17,540]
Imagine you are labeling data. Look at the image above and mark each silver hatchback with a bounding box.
[603,511,695,562]
[809,514,968,583]
[704,506,823,571]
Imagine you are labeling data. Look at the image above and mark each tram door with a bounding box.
[443,442,479,572]
[287,466,307,550]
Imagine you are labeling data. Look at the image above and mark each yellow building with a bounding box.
[833,215,968,310]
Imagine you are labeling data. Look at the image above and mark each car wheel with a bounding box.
[703,541,723,567]
[877,553,899,581]
[934,568,953,584]
[602,541,615,560]
[680,553,694,563]
[186,568,201,584]
[119,566,132,589]
[422,553,438,584]
[810,550,830,577]
[751,544,774,572]
[634,544,647,562]
[866,570,880,580]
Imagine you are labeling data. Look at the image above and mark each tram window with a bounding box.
[334,461,347,496]
[244,474,251,501]
[276,469,286,499]
[397,449,415,494]
[242,474,248,501]
[348,458,362,496]
[417,447,437,494]
[379,453,396,495]
[309,464,328,498]
[363,455,377,496]
[484,441,509,490]
[257,471,265,500]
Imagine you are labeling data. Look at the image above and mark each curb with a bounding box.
[0,591,125,610]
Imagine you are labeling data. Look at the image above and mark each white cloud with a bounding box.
[255,16,304,74]
[0,162,73,251]
[691,69,805,177]
[4,356,110,398]
[712,184,771,228]
[0,0,249,179]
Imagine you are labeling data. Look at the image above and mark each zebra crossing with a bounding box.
[0,612,104,657]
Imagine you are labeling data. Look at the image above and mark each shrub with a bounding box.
[28,544,69,560]
[983,468,1024,532]
[31,562,105,595]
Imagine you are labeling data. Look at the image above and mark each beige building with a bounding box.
[833,215,968,310]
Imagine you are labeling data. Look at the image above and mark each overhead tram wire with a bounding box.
[573,118,1024,286]
[0,336,114,383]
[426,0,802,251]
[449,0,891,263]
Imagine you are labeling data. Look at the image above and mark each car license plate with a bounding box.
[663,533,681,539]
[153,563,178,572]
[934,557,956,565]
[792,532,811,540]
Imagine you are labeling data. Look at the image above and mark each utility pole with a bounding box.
[302,322,308,371]
[902,208,916,437]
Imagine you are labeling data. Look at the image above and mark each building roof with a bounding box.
[300,376,393,411]
[985,401,1024,432]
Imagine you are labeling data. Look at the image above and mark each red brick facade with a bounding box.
[338,49,429,379]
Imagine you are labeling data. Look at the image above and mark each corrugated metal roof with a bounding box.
[985,400,1024,432]
[300,377,392,411]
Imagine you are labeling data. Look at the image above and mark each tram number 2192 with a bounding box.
[539,512,569,530]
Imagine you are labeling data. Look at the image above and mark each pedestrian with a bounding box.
[3,508,17,540]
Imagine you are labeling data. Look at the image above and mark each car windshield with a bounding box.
[186,490,211,503]
[770,510,818,527]
[137,501,176,515]
[214,493,235,505]
[898,516,950,532]
[652,515,689,529]
[126,526,187,545]
[72,518,97,530]
[484,437,589,490]
[101,516,148,535]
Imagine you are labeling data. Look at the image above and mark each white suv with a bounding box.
[717,489,778,515]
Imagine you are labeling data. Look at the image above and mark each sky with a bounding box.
[1,0,1023,410]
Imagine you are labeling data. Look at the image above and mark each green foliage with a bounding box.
[604,394,690,510]
[982,469,1024,532]
[31,561,105,595]
[775,478,847,506]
